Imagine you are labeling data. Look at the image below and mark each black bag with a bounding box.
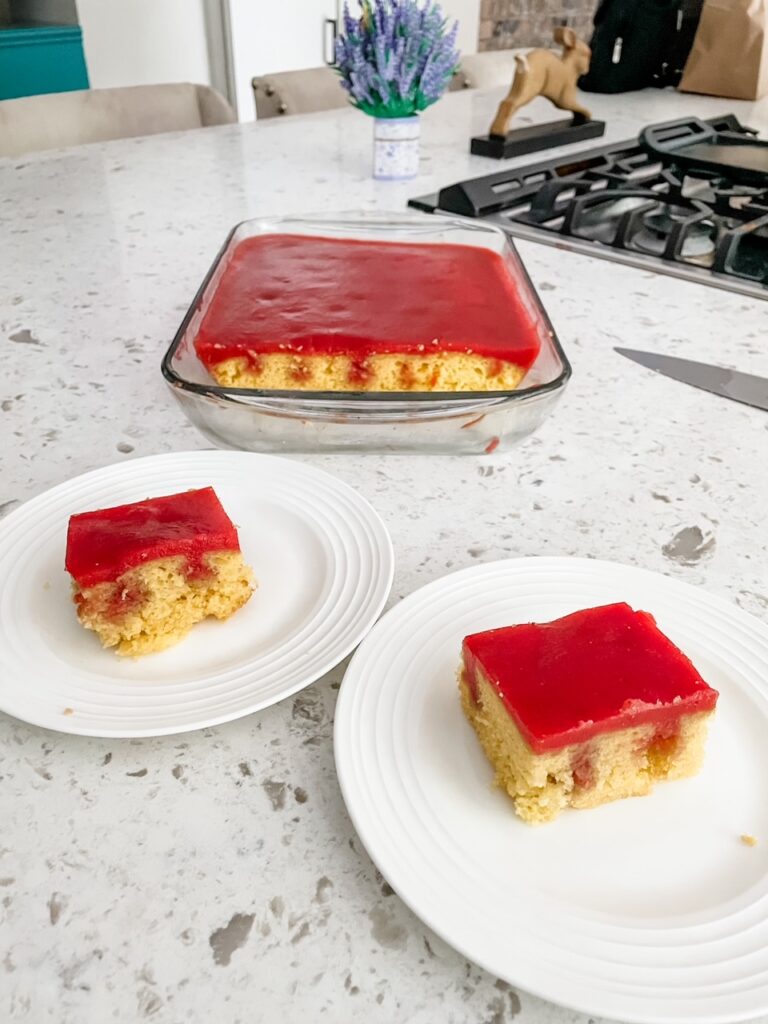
[579,0,704,93]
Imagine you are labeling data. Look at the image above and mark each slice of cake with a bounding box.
[193,234,544,392]
[459,603,718,824]
[66,487,253,657]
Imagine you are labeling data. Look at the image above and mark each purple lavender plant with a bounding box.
[336,0,460,118]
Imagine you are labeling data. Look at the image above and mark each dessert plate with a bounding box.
[334,557,768,1024]
[0,450,393,737]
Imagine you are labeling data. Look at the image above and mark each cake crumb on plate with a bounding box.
[740,834,758,847]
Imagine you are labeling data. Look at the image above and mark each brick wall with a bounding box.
[478,0,599,51]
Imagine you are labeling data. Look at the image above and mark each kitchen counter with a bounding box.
[1,85,768,1024]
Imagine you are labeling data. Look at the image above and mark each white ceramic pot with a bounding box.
[372,116,420,180]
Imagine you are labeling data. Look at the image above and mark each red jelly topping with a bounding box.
[462,603,718,753]
[65,487,240,588]
[194,234,543,369]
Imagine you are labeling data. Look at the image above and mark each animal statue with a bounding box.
[489,27,593,139]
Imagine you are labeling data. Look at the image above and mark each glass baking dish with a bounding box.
[161,212,571,454]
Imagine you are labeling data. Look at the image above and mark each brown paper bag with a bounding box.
[679,0,768,99]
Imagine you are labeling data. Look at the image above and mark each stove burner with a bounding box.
[409,113,768,298]
[644,205,698,235]
[574,196,650,243]
[639,205,716,263]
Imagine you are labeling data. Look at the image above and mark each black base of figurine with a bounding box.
[471,118,606,159]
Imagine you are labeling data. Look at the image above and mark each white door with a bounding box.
[226,0,340,121]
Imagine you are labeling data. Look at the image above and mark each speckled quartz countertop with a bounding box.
[2,85,768,1024]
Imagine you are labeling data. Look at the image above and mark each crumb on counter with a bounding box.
[740,834,758,847]
[62,707,74,716]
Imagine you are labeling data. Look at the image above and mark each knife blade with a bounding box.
[615,348,768,412]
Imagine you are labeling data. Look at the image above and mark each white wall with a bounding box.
[76,0,211,90]
[441,0,479,55]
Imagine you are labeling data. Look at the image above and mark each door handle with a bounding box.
[323,17,338,66]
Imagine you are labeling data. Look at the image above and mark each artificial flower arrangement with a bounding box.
[335,0,460,178]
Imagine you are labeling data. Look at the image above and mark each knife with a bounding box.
[615,348,768,412]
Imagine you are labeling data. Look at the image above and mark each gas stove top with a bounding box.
[410,114,768,299]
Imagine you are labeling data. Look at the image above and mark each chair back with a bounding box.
[0,83,234,157]
[252,67,348,118]
[458,51,521,91]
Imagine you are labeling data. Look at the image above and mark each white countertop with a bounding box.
[2,85,768,1024]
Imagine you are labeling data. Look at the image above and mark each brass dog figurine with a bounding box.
[490,27,593,139]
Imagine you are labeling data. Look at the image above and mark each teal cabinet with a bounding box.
[0,24,89,100]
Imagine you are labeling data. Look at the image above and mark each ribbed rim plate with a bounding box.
[0,451,393,737]
[334,557,768,1024]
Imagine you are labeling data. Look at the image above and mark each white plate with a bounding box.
[0,450,393,737]
[334,557,768,1024]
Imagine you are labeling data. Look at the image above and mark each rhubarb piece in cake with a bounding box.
[193,234,543,392]
[459,603,718,824]
[66,487,253,657]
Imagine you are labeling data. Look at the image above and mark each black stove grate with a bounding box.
[409,115,768,297]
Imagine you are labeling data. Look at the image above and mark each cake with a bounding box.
[193,234,543,392]
[65,487,253,657]
[459,603,718,823]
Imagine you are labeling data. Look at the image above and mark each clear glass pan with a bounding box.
[161,212,571,454]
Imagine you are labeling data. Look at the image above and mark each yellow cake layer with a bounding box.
[73,551,253,657]
[209,352,526,392]
[459,665,713,824]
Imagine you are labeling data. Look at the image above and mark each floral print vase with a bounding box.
[373,116,420,180]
